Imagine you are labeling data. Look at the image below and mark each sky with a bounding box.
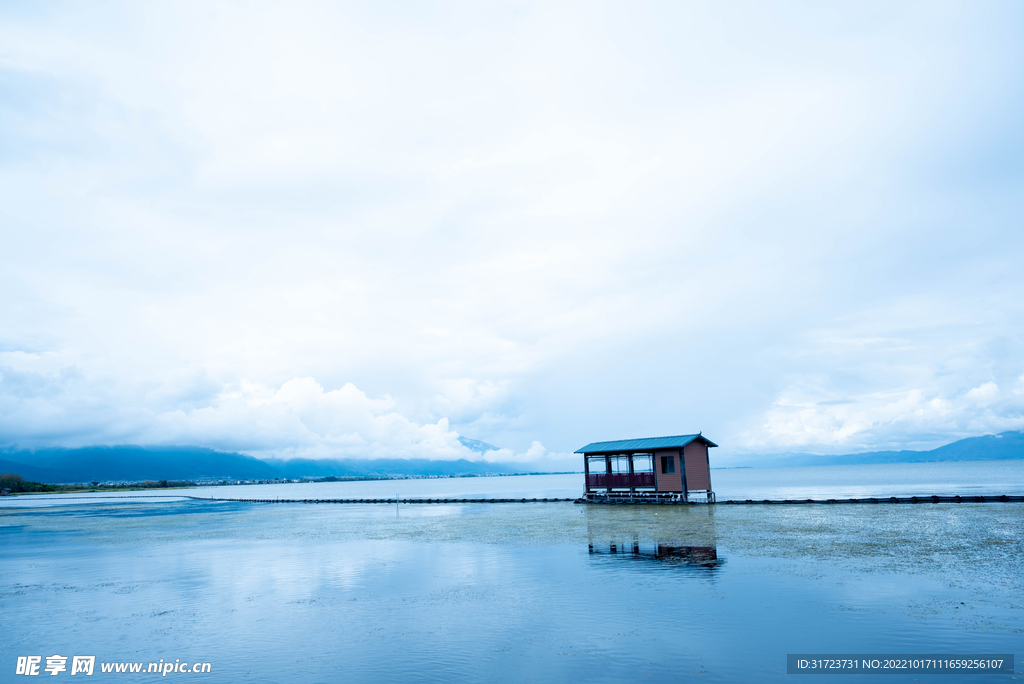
[1,1,1023,468]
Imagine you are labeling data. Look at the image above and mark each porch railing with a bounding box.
[587,472,656,489]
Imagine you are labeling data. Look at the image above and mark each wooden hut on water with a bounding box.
[576,433,717,502]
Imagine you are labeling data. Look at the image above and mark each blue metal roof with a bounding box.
[574,433,718,454]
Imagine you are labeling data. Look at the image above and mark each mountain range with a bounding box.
[734,430,1024,467]
[0,445,517,484]
[1,430,1022,484]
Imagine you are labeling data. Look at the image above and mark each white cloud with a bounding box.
[0,355,551,462]
[1,2,1023,459]
[736,302,1024,455]
[965,381,1000,406]
[749,387,1024,454]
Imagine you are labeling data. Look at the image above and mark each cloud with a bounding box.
[749,384,1024,454]
[0,353,552,462]
[1,2,1023,460]
[965,381,1000,406]
[735,299,1024,454]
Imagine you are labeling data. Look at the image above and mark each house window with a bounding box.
[610,456,631,473]
[661,455,675,474]
[632,454,653,473]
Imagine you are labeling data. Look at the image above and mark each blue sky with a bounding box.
[1,1,1023,468]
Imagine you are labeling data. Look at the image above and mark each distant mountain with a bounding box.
[457,436,501,453]
[0,444,519,483]
[736,430,1024,467]
[5,431,1020,483]
[0,458,85,484]
[262,457,515,479]
[1,445,281,483]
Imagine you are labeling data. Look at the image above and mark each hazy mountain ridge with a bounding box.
[457,436,501,453]
[0,444,517,484]
[4,430,1023,484]
[1,445,281,483]
[738,430,1024,467]
[0,458,85,484]
[261,457,515,479]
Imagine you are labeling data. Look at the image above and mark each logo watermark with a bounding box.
[16,656,211,676]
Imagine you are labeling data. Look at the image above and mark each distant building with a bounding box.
[1,488,11,496]
[576,433,717,502]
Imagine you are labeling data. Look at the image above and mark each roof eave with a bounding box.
[574,434,719,454]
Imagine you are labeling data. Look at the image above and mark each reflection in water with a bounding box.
[5,495,1024,683]
[588,540,722,574]
[584,504,722,574]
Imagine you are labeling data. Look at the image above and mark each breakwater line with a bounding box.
[5,494,1022,505]
[184,494,1024,505]
[1,494,194,500]
[581,494,1024,505]
[184,496,576,504]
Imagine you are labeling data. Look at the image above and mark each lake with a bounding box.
[4,458,1022,508]
[2,461,1022,682]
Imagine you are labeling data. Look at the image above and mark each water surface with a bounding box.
[4,460,1022,508]
[3,489,1022,682]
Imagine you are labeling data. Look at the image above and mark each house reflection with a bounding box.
[584,505,722,574]
[587,540,722,574]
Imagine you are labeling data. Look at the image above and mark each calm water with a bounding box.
[4,459,1022,508]
[714,459,1024,499]
[2,462,1022,682]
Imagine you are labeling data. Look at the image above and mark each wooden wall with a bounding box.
[653,449,683,492]
[683,441,711,491]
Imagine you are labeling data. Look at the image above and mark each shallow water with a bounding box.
[4,459,1021,509]
[713,459,1024,499]
[2,495,1022,682]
